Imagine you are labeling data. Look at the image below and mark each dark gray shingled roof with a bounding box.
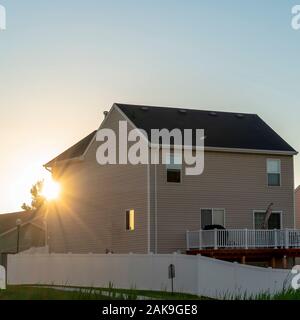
[44,130,96,167]
[44,104,296,167]
[116,103,296,153]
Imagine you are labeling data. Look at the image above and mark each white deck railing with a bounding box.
[186,229,300,250]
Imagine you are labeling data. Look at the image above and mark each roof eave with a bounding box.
[148,143,297,156]
[204,146,298,156]
[43,155,85,169]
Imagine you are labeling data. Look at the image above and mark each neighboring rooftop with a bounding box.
[0,210,40,235]
[44,104,297,167]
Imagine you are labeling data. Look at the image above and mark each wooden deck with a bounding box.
[186,248,300,268]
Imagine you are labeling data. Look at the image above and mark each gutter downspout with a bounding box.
[155,162,158,254]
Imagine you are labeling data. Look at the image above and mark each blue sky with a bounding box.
[0,0,300,212]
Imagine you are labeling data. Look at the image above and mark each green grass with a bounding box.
[4,284,299,300]
[0,286,114,300]
[220,287,300,300]
[36,283,204,300]
[84,287,204,300]
[254,288,300,300]
[0,285,204,300]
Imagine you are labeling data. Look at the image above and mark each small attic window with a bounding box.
[141,106,149,111]
[178,109,187,114]
[235,114,245,119]
[209,111,217,116]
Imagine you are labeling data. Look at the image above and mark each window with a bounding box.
[125,209,135,231]
[166,153,181,183]
[267,159,281,186]
[254,211,281,229]
[201,209,225,229]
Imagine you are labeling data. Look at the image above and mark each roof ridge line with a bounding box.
[115,103,257,116]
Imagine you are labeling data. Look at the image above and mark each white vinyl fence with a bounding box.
[0,265,5,290]
[7,253,294,299]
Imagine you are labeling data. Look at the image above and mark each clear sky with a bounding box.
[0,0,300,213]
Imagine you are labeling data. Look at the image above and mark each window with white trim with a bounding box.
[201,209,225,229]
[125,209,135,231]
[267,159,281,186]
[166,152,182,183]
[254,211,281,229]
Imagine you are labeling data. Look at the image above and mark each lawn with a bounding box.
[1,285,299,300]
[0,285,203,300]
[254,288,300,300]
[0,286,112,300]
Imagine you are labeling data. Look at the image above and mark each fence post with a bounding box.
[199,230,202,250]
[274,229,278,249]
[285,229,289,249]
[214,229,218,250]
[186,231,190,250]
[245,229,248,249]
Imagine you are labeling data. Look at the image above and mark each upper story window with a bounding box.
[125,209,135,231]
[267,159,281,186]
[166,152,182,183]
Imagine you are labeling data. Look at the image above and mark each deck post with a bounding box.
[186,231,190,250]
[274,229,278,249]
[214,229,218,250]
[282,255,287,269]
[245,229,248,249]
[285,229,289,249]
[271,257,276,268]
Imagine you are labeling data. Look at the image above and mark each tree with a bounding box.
[21,180,46,211]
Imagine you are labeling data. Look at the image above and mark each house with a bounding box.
[44,103,299,267]
[0,210,45,265]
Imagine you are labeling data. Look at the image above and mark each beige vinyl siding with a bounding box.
[296,188,300,229]
[154,151,295,253]
[48,107,148,254]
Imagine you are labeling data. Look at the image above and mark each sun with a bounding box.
[41,177,61,200]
